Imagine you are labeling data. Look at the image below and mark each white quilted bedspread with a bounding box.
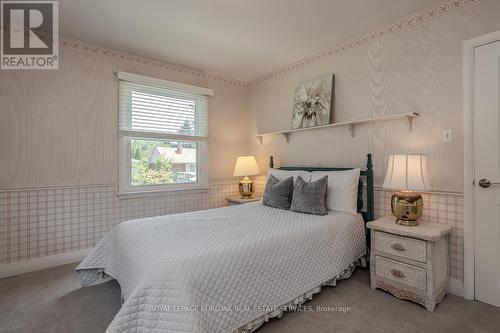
[76,202,366,333]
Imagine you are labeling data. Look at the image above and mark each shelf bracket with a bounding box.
[406,116,414,132]
[282,132,290,143]
[349,125,355,138]
[256,135,263,146]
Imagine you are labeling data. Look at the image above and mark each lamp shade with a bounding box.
[233,156,261,177]
[383,154,431,191]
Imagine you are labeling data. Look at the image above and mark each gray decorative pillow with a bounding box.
[290,176,328,215]
[263,175,294,210]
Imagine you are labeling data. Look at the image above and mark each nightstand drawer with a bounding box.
[374,231,426,262]
[375,256,427,292]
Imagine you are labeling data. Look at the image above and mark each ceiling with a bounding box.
[59,0,443,82]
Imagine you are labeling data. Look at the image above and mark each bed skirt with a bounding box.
[237,256,367,333]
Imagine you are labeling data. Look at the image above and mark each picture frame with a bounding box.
[292,74,334,129]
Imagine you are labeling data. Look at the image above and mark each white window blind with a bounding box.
[117,72,211,195]
[118,80,209,140]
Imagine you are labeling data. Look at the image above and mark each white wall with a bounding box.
[247,0,500,193]
[0,37,250,268]
[1,0,499,285]
[0,39,249,189]
[244,1,500,291]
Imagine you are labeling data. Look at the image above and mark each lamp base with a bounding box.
[391,191,423,226]
[239,177,254,199]
[395,218,419,227]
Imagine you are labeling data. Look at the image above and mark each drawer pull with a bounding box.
[391,243,405,251]
[391,269,406,278]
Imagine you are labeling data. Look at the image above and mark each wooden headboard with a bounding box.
[268,153,374,223]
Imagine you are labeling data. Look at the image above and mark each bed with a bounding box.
[76,154,374,333]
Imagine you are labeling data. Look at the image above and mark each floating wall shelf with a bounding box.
[256,112,419,145]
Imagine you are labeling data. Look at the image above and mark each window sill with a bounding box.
[117,186,209,199]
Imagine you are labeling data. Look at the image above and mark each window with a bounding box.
[118,72,212,195]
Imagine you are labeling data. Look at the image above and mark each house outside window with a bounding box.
[118,72,212,195]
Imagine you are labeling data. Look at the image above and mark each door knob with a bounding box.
[478,179,500,188]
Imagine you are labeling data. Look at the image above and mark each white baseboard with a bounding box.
[0,249,91,279]
[448,278,464,297]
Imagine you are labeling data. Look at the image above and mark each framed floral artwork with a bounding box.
[292,74,334,129]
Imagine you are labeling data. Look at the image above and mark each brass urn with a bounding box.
[238,177,255,198]
[391,191,423,226]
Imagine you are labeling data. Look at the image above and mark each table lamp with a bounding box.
[383,154,431,226]
[233,156,261,198]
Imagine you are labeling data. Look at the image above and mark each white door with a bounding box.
[474,40,500,307]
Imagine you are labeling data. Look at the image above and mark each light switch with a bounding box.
[442,128,453,143]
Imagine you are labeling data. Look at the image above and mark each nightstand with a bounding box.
[367,216,451,312]
[226,196,262,206]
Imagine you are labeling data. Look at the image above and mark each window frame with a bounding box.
[117,72,212,197]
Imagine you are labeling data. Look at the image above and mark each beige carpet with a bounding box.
[1,264,500,333]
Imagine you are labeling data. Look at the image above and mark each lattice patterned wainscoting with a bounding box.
[0,177,464,291]
[0,178,243,265]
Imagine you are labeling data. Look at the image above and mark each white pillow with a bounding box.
[310,168,360,214]
[267,169,312,183]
